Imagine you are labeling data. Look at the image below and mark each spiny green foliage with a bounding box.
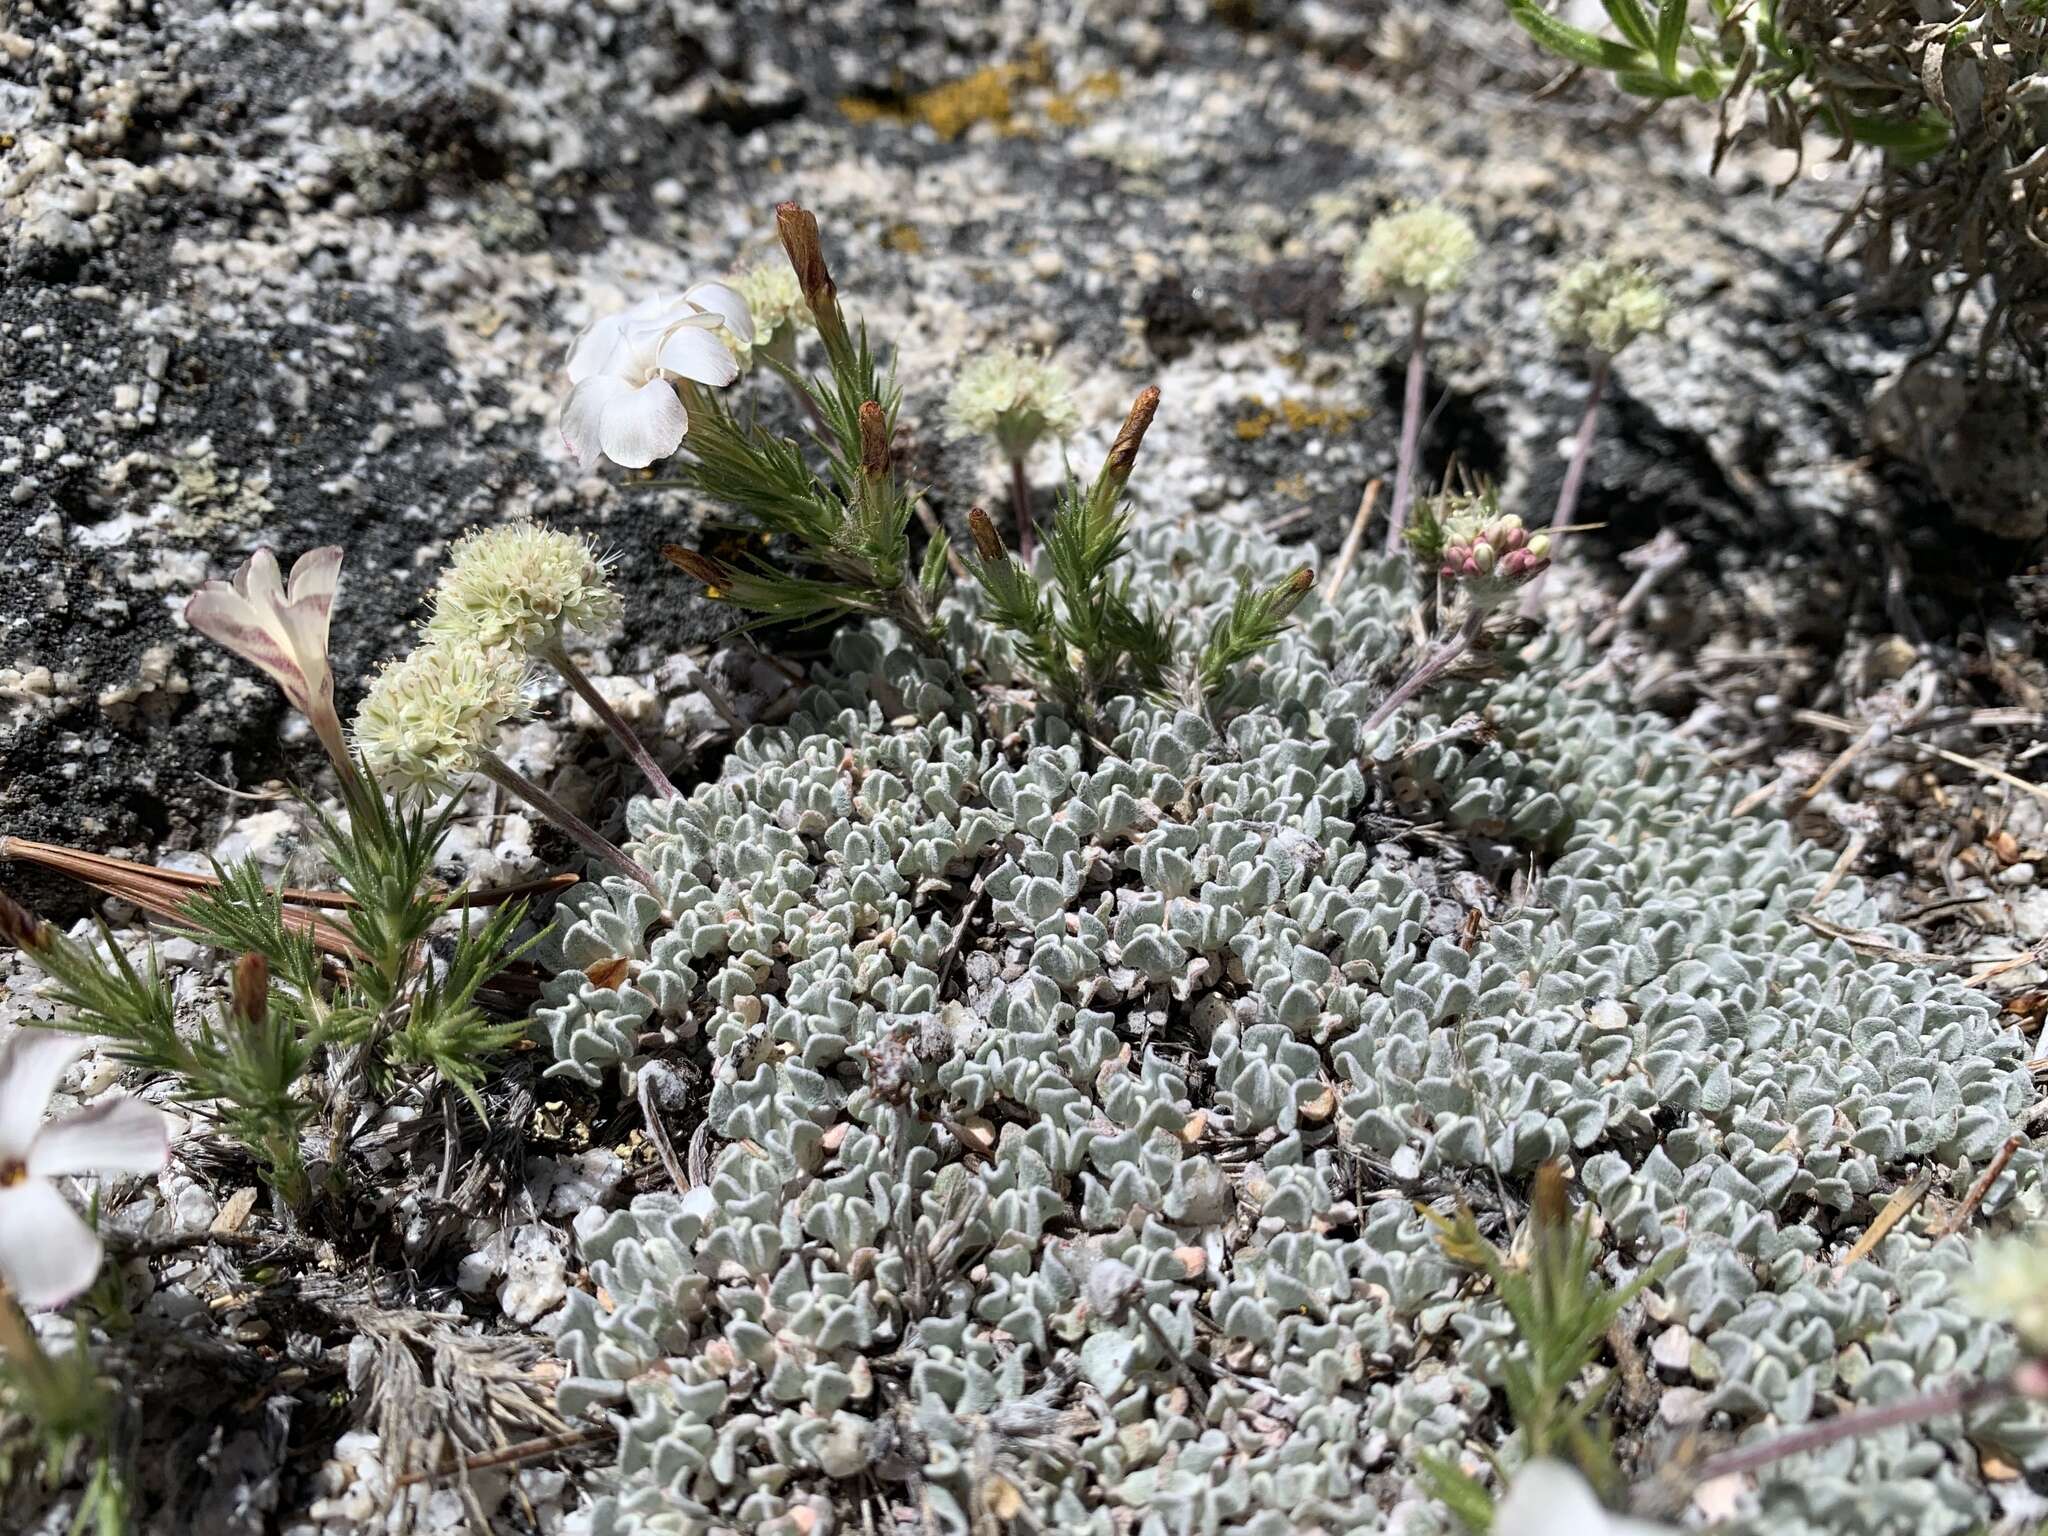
[1420,1162,1678,1527]
[1193,566,1317,702]
[4,770,533,1207]
[963,385,1310,714]
[0,1311,128,1536]
[661,204,938,648]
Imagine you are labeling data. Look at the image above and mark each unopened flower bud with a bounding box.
[1469,541,1496,576]
[1106,386,1161,489]
[662,545,730,589]
[967,507,1006,564]
[0,888,49,952]
[1273,565,1315,616]
[1526,533,1551,561]
[232,953,269,1027]
[775,202,832,312]
[774,201,850,359]
[858,401,889,479]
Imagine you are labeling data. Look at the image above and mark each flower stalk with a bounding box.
[1361,605,1487,736]
[474,752,659,896]
[1009,454,1036,568]
[1694,1359,2048,1484]
[1386,296,1429,553]
[536,637,679,800]
[1521,355,1609,617]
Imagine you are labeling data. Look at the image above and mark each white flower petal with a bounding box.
[1495,1461,1667,1536]
[623,292,690,326]
[0,1029,84,1164]
[29,1096,169,1178]
[597,379,689,469]
[0,1178,104,1310]
[186,581,313,715]
[560,376,636,472]
[235,547,286,609]
[283,546,343,612]
[656,326,739,388]
[566,312,631,385]
[685,281,755,346]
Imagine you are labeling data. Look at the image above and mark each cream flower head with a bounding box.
[1964,1229,2048,1354]
[425,521,623,655]
[944,347,1080,460]
[1546,259,1670,357]
[559,284,753,472]
[1348,203,1478,306]
[352,638,530,799]
[724,262,812,368]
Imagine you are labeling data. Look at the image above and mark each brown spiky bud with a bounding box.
[1105,386,1161,490]
[775,202,834,311]
[1272,565,1316,617]
[967,506,1006,564]
[858,401,889,479]
[774,199,854,367]
[1531,1158,1567,1233]
[231,952,269,1027]
[0,887,49,952]
[661,545,730,589]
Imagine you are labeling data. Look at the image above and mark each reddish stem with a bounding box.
[1010,455,1035,569]
[477,753,659,895]
[1362,607,1486,735]
[540,638,679,800]
[1522,357,1609,618]
[1385,296,1429,554]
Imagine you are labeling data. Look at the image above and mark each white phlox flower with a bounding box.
[560,285,754,472]
[184,546,348,771]
[1494,1460,1676,1536]
[0,1029,170,1310]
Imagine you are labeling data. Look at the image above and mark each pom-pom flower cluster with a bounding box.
[425,521,623,656]
[725,262,812,369]
[944,346,1080,459]
[352,639,531,799]
[1546,258,1670,357]
[1347,202,1478,305]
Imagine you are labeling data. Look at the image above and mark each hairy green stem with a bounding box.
[771,358,832,435]
[476,753,659,895]
[0,1284,46,1389]
[1385,296,1429,553]
[537,637,679,800]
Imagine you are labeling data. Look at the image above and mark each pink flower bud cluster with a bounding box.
[1441,514,1550,583]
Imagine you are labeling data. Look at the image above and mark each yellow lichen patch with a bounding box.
[1042,70,1123,128]
[840,55,1046,140]
[881,221,924,255]
[1233,395,1368,440]
[837,50,1120,141]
